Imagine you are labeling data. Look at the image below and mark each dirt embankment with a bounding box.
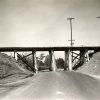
[78,52,100,76]
[0,53,33,84]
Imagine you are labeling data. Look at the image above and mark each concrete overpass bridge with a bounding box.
[0,46,100,73]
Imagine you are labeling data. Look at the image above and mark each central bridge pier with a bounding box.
[0,46,99,73]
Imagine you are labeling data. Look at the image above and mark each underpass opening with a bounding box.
[36,51,50,72]
[54,51,65,71]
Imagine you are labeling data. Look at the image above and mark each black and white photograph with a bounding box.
[0,0,100,100]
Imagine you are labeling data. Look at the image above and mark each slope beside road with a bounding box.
[1,71,100,100]
[0,53,33,84]
[78,52,100,76]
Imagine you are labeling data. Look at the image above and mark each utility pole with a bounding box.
[67,18,75,70]
[67,18,75,47]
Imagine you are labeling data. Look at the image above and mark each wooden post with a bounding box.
[64,50,69,70]
[32,50,38,73]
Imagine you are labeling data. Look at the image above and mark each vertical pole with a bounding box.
[49,50,52,71]
[34,51,38,73]
[70,19,73,62]
[70,19,73,47]
[85,50,90,62]
[67,18,75,64]
[69,50,72,70]
[64,50,69,70]
[67,18,75,47]
[14,51,17,60]
[32,50,35,72]
[14,51,15,59]
[52,50,57,72]
[32,50,38,73]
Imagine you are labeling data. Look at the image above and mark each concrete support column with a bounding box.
[14,51,18,60]
[52,51,57,72]
[32,50,38,73]
[64,50,69,70]
[85,50,90,62]
[49,50,57,71]
[68,50,73,70]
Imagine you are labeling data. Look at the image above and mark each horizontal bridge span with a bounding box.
[0,46,100,52]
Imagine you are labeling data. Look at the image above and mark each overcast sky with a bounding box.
[0,0,100,47]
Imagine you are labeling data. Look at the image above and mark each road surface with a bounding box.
[1,71,100,100]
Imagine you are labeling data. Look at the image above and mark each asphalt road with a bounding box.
[2,71,100,100]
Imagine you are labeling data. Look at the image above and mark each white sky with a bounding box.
[0,0,100,47]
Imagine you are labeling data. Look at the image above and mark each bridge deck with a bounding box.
[0,46,100,52]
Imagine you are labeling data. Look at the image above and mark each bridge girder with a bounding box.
[0,46,100,52]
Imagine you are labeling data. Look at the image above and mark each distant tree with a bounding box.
[44,55,51,67]
[36,53,45,66]
[39,53,45,61]
[37,58,44,66]
[56,58,65,69]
